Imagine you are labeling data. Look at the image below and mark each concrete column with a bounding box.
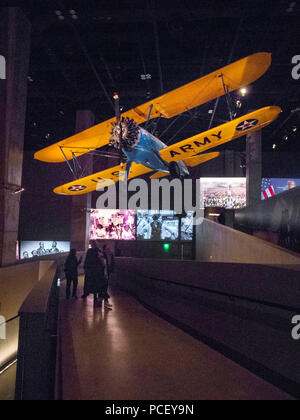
[70,111,95,252]
[0,8,30,266]
[224,150,235,177]
[246,130,262,207]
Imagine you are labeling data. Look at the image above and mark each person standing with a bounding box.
[102,245,114,309]
[65,249,82,299]
[82,248,106,307]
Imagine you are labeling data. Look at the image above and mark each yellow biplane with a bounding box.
[34,52,281,195]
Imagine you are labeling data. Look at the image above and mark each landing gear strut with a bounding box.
[169,161,181,178]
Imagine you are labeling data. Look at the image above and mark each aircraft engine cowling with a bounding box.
[109,117,140,152]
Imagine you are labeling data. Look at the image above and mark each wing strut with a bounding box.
[219,73,234,121]
[60,147,77,180]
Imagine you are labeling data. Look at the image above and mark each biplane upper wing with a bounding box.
[35,52,271,163]
[53,163,153,196]
[159,106,281,163]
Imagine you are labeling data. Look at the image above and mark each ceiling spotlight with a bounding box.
[236,100,242,108]
[71,14,79,20]
[240,87,248,97]
[284,135,289,141]
[55,10,62,16]
[292,126,298,132]
[272,144,276,149]
[58,15,65,20]
[69,9,77,15]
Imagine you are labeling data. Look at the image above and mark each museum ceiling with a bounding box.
[8,0,300,153]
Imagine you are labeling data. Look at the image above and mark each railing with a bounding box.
[113,258,300,398]
[0,315,20,370]
[0,316,20,401]
[125,269,300,313]
[15,262,60,400]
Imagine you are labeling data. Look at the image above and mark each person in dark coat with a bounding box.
[65,249,82,299]
[101,245,114,309]
[82,248,106,306]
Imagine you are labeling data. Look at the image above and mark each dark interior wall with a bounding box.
[263,152,300,178]
[19,151,72,241]
[235,186,300,253]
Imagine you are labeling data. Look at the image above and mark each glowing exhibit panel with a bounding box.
[137,211,178,241]
[89,210,136,240]
[181,212,194,241]
[200,178,246,209]
[261,178,300,200]
[20,241,70,259]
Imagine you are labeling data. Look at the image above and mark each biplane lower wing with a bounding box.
[35,52,271,163]
[160,106,281,163]
[53,163,153,196]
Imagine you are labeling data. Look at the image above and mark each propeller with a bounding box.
[109,93,140,179]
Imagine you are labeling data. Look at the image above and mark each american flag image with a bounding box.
[261,178,275,200]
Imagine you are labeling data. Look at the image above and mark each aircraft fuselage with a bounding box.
[123,127,189,177]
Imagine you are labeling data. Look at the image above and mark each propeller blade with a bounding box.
[113,92,123,163]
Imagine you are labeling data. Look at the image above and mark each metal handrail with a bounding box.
[124,269,300,313]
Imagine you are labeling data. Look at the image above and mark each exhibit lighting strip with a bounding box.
[0,358,17,376]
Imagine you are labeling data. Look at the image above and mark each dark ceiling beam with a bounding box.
[24,3,296,35]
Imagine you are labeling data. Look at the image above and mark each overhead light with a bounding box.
[292,126,297,132]
[236,100,242,108]
[284,135,289,141]
[272,144,276,149]
[58,15,65,21]
[71,14,79,20]
[69,10,77,15]
[240,87,248,97]
[55,10,62,16]
[209,213,221,217]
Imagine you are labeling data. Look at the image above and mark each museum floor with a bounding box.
[59,277,293,400]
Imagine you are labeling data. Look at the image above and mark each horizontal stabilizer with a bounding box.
[149,171,169,180]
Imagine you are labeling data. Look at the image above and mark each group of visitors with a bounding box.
[64,245,114,309]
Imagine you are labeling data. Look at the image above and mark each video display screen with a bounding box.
[261,178,300,200]
[20,241,70,259]
[137,211,194,241]
[181,212,194,241]
[200,178,246,209]
[89,209,136,240]
[137,211,178,241]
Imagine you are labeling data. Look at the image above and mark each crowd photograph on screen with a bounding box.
[20,241,70,259]
[89,209,136,240]
[201,178,247,209]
